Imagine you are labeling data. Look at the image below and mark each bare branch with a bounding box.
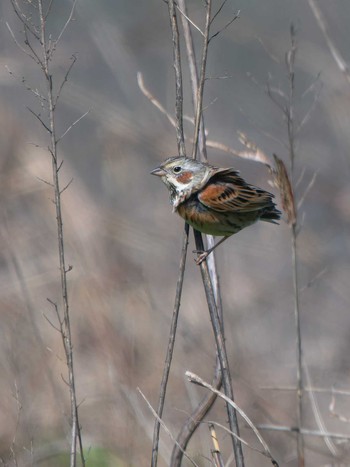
[26,107,51,133]
[167,0,186,156]
[5,65,46,102]
[24,25,44,68]
[151,225,189,467]
[296,80,322,135]
[56,110,90,143]
[305,364,338,456]
[36,176,54,187]
[6,22,36,60]
[261,385,350,396]
[137,72,177,128]
[175,5,205,37]
[55,55,77,106]
[208,421,280,464]
[60,178,74,195]
[256,36,280,63]
[138,388,200,467]
[210,0,228,25]
[297,171,317,210]
[42,313,62,333]
[257,424,350,440]
[49,0,77,58]
[9,0,41,41]
[209,10,240,43]
[186,372,279,466]
[307,0,350,84]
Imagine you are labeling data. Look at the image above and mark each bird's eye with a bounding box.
[173,166,182,174]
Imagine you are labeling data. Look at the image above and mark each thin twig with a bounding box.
[49,0,77,59]
[178,0,207,160]
[151,224,189,467]
[208,420,280,463]
[13,1,86,465]
[307,0,350,84]
[139,388,200,467]
[56,110,90,143]
[137,72,177,129]
[175,5,205,37]
[286,26,304,466]
[191,0,211,160]
[209,11,240,43]
[170,358,222,466]
[257,424,350,440]
[186,372,279,466]
[26,107,51,133]
[209,424,225,467]
[194,230,245,467]
[167,0,186,157]
[55,55,77,107]
[177,1,244,464]
[304,364,338,456]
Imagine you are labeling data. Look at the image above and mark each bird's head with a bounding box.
[151,156,211,208]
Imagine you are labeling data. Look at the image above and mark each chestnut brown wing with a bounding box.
[198,169,275,213]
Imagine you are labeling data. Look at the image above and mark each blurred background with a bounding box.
[0,0,350,465]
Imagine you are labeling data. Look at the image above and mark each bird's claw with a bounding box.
[193,249,209,265]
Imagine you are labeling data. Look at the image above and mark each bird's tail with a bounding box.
[260,205,282,224]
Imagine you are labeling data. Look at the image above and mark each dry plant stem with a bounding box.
[190,0,211,161]
[291,223,304,466]
[170,358,222,467]
[167,0,186,157]
[151,2,188,466]
[286,26,304,467]
[151,224,189,467]
[178,0,211,161]
[209,424,225,467]
[139,388,200,467]
[186,371,278,467]
[307,0,350,84]
[175,0,243,463]
[194,231,244,466]
[257,425,350,441]
[36,2,83,466]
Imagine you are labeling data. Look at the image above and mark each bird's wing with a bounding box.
[198,169,274,213]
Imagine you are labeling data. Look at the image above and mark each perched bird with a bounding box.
[151,156,281,264]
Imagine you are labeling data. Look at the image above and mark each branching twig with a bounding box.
[186,372,279,467]
[8,1,85,466]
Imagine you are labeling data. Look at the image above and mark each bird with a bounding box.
[151,156,281,264]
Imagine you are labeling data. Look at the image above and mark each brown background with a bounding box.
[0,0,349,465]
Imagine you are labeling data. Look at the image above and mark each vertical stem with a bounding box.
[151,225,189,467]
[37,2,82,466]
[177,0,207,161]
[151,2,188,466]
[194,231,245,467]
[287,25,304,466]
[292,224,304,467]
[178,0,244,464]
[190,0,210,161]
[167,0,186,157]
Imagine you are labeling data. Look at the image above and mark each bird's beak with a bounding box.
[150,166,166,177]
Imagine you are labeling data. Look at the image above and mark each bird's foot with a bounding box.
[193,249,209,265]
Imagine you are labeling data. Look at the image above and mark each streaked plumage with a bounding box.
[151,156,281,263]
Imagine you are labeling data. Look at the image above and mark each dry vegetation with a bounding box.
[0,0,350,466]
